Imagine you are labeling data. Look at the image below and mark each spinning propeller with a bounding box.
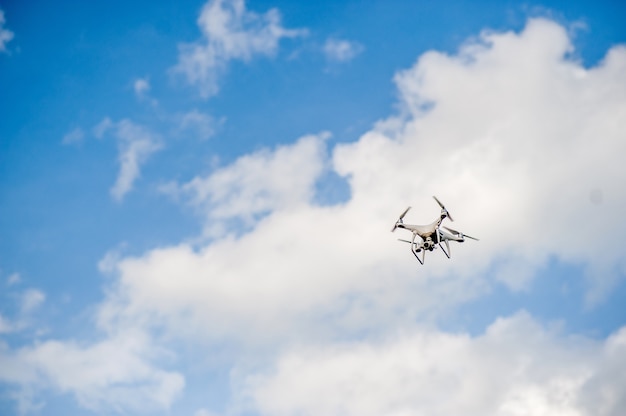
[391,206,411,232]
[433,196,454,221]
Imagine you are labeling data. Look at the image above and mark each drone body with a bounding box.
[391,196,478,264]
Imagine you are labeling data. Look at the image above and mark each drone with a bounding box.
[391,196,478,264]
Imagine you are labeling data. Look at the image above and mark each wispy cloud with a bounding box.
[7,272,21,286]
[177,109,219,140]
[0,286,47,334]
[61,127,85,146]
[111,121,163,201]
[172,0,307,98]
[132,77,158,106]
[20,289,45,314]
[133,77,150,99]
[323,37,364,63]
[0,9,14,53]
[93,117,114,139]
[94,118,163,202]
[0,314,12,333]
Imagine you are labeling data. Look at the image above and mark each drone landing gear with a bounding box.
[410,235,425,264]
[412,246,425,264]
[438,240,451,259]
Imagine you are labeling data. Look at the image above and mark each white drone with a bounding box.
[391,196,478,264]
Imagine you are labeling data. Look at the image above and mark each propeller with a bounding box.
[443,226,479,241]
[397,238,413,244]
[433,196,454,221]
[397,239,424,253]
[391,206,411,232]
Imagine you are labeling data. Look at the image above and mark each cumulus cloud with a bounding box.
[242,313,626,416]
[0,331,184,413]
[94,118,163,201]
[0,9,14,53]
[323,37,364,63]
[8,17,622,415]
[172,0,307,97]
[179,132,329,225]
[338,18,626,301]
[98,18,626,350]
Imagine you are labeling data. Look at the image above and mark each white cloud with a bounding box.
[172,0,307,97]
[10,17,617,415]
[133,77,150,98]
[20,289,45,314]
[0,287,46,334]
[0,9,14,53]
[195,409,221,416]
[93,117,113,139]
[178,109,219,140]
[111,121,163,201]
[97,132,350,342]
[7,273,21,286]
[242,313,626,416]
[179,132,329,227]
[94,118,163,201]
[0,331,184,413]
[98,18,626,351]
[323,37,364,63]
[336,18,626,301]
[0,314,12,333]
[61,127,85,146]
[133,77,158,106]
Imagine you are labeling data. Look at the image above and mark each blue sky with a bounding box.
[1,1,626,415]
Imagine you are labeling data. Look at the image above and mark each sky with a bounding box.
[1,0,626,415]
